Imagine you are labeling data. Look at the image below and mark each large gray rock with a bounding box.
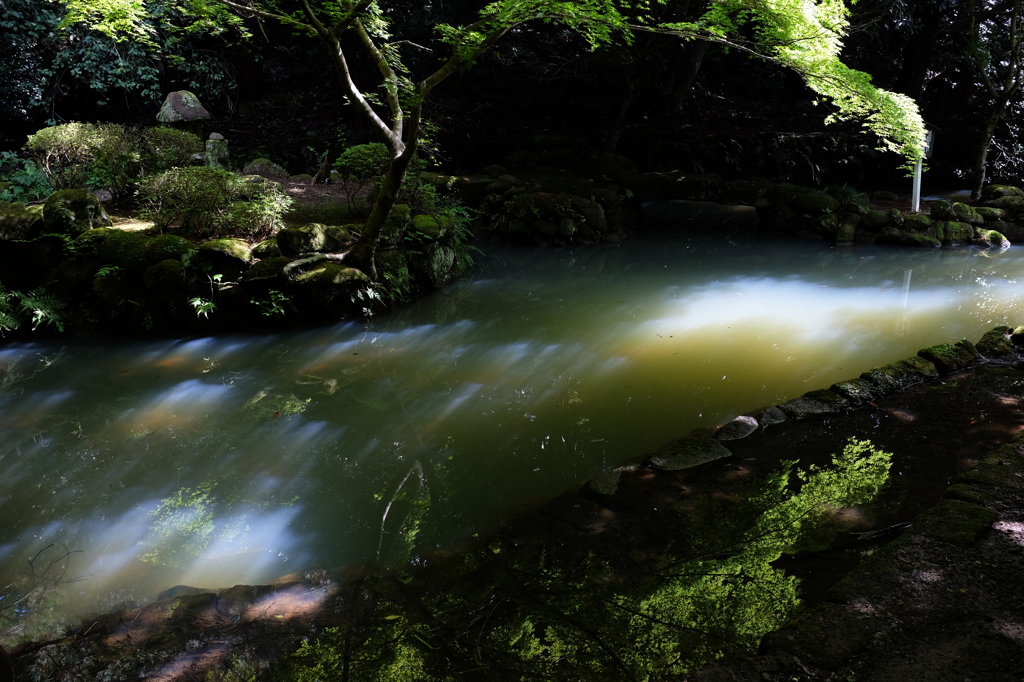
[156,91,211,124]
[648,434,732,471]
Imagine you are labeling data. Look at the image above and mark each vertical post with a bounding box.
[911,130,933,213]
[912,156,923,213]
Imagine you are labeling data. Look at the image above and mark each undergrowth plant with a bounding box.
[0,151,53,201]
[0,282,67,333]
[141,167,292,240]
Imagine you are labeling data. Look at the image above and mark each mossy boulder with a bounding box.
[790,191,840,217]
[289,261,369,317]
[986,195,1024,214]
[277,223,348,255]
[861,209,891,231]
[860,356,938,395]
[252,237,282,259]
[918,339,980,374]
[829,376,883,405]
[411,243,460,288]
[778,389,849,419]
[97,230,155,273]
[411,214,457,241]
[980,184,1024,201]
[241,256,292,282]
[193,238,252,280]
[908,499,996,547]
[976,326,1017,362]
[241,158,287,180]
[835,214,859,244]
[0,201,44,240]
[974,206,1006,222]
[934,219,977,244]
[43,189,108,235]
[951,202,983,225]
[1010,326,1024,348]
[974,228,1009,248]
[647,434,733,470]
[147,234,194,264]
[902,212,932,232]
[877,227,941,248]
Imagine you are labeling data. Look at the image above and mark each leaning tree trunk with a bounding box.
[346,111,423,279]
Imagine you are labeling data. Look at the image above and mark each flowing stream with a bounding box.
[2,202,1023,626]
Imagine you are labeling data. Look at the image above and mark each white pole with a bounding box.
[912,156,923,213]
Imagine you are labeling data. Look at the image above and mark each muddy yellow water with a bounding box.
[2,215,1022,624]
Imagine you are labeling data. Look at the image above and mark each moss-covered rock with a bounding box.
[241,256,292,282]
[647,434,733,470]
[951,202,983,225]
[908,499,996,547]
[43,189,108,235]
[829,376,882,405]
[411,243,459,288]
[902,212,932,232]
[929,199,955,221]
[877,227,941,248]
[918,339,980,374]
[860,356,938,395]
[835,214,859,244]
[194,238,252,280]
[97,230,155,273]
[252,237,282,259]
[974,206,1006,222]
[276,223,345,255]
[790,191,840,217]
[942,483,995,506]
[976,326,1017,362]
[778,389,849,419]
[980,184,1024,201]
[0,201,44,240]
[974,228,1009,248]
[411,214,457,241]
[147,234,194,264]
[861,209,891,231]
[987,195,1024,213]
[1010,326,1024,348]
[241,158,287,180]
[888,208,904,228]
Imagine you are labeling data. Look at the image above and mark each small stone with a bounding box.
[208,132,225,141]
[715,415,759,441]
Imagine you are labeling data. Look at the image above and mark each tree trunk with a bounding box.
[345,109,422,278]
[970,105,1005,200]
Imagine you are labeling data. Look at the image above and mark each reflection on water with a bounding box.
[1,225,1023,628]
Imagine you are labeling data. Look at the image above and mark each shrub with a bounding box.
[141,167,292,240]
[25,122,141,196]
[333,142,390,213]
[140,127,203,174]
[333,143,390,181]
